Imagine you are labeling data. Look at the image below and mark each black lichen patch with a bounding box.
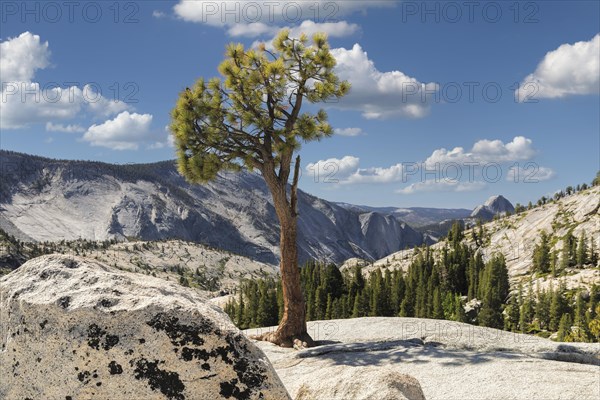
[98,298,116,308]
[66,396,73,400]
[39,319,48,329]
[220,379,252,399]
[215,334,270,399]
[147,314,270,399]
[103,334,120,350]
[58,296,71,309]
[87,324,119,350]
[77,370,91,384]
[108,361,123,375]
[180,347,210,362]
[133,358,185,400]
[87,324,106,350]
[138,338,146,344]
[147,313,209,347]
[62,258,79,269]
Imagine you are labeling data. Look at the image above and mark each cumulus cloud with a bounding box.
[287,20,359,39]
[345,163,405,184]
[306,156,360,182]
[309,136,553,192]
[507,164,556,182]
[306,156,405,184]
[334,127,363,136]
[228,22,278,37]
[45,122,85,133]
[0,32,50,82]
[330,44,438,119]
[425,136,537,166]
[0,32,130,130]
[82,112,153,150]
[396,180,486,194]
[516,34,600,101]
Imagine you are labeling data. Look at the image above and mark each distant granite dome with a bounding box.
[470,195,515,220]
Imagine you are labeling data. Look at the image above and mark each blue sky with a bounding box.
[1,1,598,208]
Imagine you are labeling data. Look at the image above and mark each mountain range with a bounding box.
[0,150,513,264]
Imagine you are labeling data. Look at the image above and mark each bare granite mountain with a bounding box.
[0,150,425,264]
[343,185,600,292]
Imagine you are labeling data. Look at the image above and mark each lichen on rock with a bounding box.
[0,254,290,400]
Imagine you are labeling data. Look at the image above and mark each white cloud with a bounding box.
[306,156,360,181]
[309,136,553,191]
[287,20,359,39]
[228,22,278,37]
[246,21,360,45]
[85,87,130,117]
[425,136,537,166]
[152,10,166,18]
[334,127,363,136]
[330,44,438,119]
[83,112,153,150]
[45,122,85,133]
[345,163,405,184]
[397,180,486,194]
[516,34,600,101]
[507,164,555,182]
[0,32,50,83]
[0,32,130,130]
[306,156,405,184]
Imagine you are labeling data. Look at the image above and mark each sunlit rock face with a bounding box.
[0,254,290,400]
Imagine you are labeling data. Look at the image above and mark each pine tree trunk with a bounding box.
[254,157,315,348]
[267,211,313,347]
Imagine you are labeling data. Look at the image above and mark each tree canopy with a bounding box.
[170,30,349,185]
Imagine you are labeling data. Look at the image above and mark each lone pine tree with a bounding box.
[170,30,349,347]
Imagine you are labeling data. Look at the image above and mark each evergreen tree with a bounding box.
[390,271,405,316]
[351,293,361,318]
[549,283,567,331]
[454,295,467,323]
[557,313,573,341]
[589,305,600,341]
[479,254,509,329]
[590,238,598,267]
[314,285,327,320]
[325,294,333,320]
[532,231,551,273]
[171,30,349,346]
[576,232,588,267]
[505,294,520,332]
[519,283,535,333]
[534,288,551,331]
[573,291,588,340]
